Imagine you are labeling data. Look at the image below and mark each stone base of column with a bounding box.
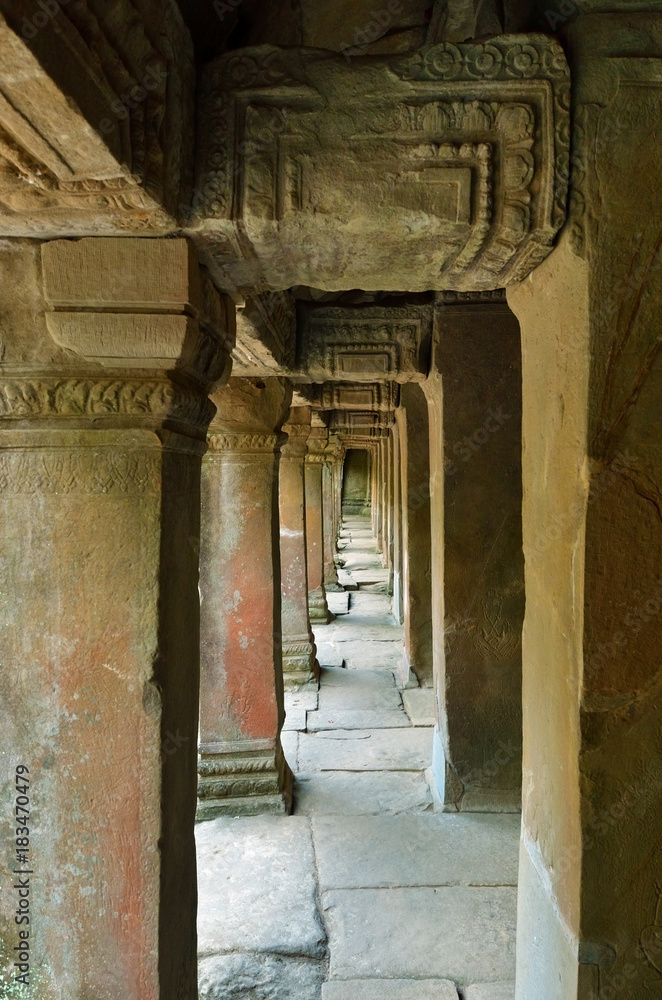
[282,635,320,689]
[197,738,293,820]
[308,586,332,623]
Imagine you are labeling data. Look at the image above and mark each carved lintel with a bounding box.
[193,36,569,293]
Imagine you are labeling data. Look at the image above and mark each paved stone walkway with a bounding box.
[197,515,518,1000]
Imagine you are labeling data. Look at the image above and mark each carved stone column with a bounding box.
[0,237,233,1000]
[197,378,293,819]
[323,434,344,593]
[279,407,318,689]
[392,419,404,622]
[306,423,331,623]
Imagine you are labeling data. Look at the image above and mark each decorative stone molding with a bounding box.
[297,305,432,383]
[193,36,569,293]
[0,447,162,495]
[207,432,280,453]
[282,637,317,688]
[233,291,296,376]
[309,381,401,412]
[308,586,331,623]
[0,2,194,233]
[42,239,235,393]
[0,375,215,432]
[330,410,397,431]
[439,289,507,304]
[197,739,293,819]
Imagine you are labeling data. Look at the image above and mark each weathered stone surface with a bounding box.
[198,378,294,818]
[464,985,515,1000]
[327,590,350,615]
[323,886,517,984]
[0,1,194,233]
[294,771,433,816]
[281,730,299,773]
[233,291,296,376]
[425,300,523,812]
[299,729,432,771]
[298,304,432,382]
[403,688,436,726]
[193,38,569,293]
[196,816,327,959]
[308,709,410,731]
[199,953,324,1000]
[0,236,232,1000]
[282,707,307,731]
[322,980,458,1000]
[312,814,520,890]
[317,667,403,711]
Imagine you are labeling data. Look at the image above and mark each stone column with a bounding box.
[508,19,662,997]
[279,406,318,688]
[323,434,343,593]
[398,383,434,687]
[424,297,524,814]
[392,419,404,623]
[306,426,331,623]
[376,435,386,555]
[197,378,293,819]
[0,237,233,1000]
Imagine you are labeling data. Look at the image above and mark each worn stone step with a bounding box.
[293,771,433,816]
[403,688,436,726]
[465,985,516,1000]
[322,979,459,999]
[196,816,326,960]
[311,814,520,890]
[322,886,517,984]
[308,708,411,731]
[298,728,432,772]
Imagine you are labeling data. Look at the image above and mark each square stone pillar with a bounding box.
[392,421,403,620]
[424,297,524,814]
[279,407,319,688]
[398,383,434,687]
[197,378,293,819]
[0,237,233,1000]
[323,435,343,593]
[508,17,662,997]
[306,424,331,623]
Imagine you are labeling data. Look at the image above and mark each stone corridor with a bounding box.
[196,516,518,1000]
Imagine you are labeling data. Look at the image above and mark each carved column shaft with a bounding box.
[279,408,318,689]
[322,436,343,593]
[305,437,331,623]
[198,379,293,818]
[0,237,233,1000]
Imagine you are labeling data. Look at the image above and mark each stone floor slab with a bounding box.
[464,985,515,1000]
[327,591,351,614]
[311,814,520,890]
[294,771,433,816]
[317,667,401,711]
[308,709,411,731]
[199,954,324,1000]
[403,688,436,726]
[322,979,458,999]
[283,706,307,731]
[323,886,517,985]
[281,730,299,772]
[196,815,326,958]
[299,728,432,772]
[340,642,405,670]
[286,688,319,711]
[316,643,345,668]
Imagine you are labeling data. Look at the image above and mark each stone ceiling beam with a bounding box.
[191,36,570,294]
[0,1,194,236]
